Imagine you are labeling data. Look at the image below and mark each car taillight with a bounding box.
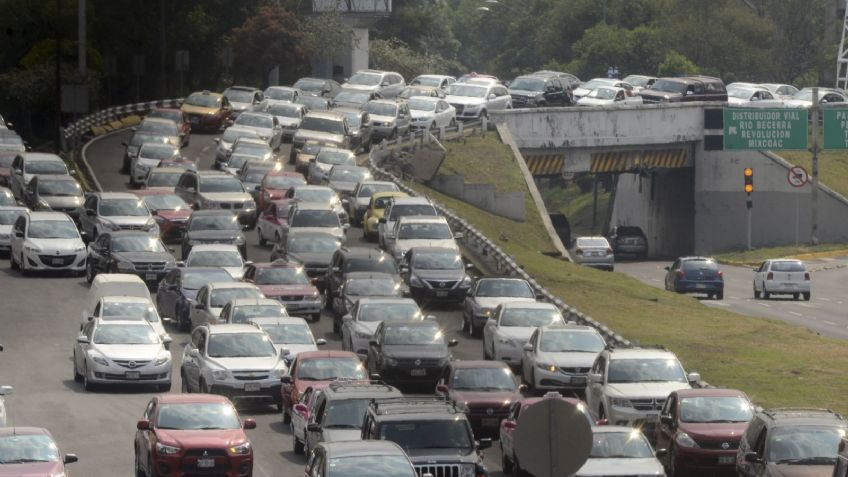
[717,270,723,279]
[676,270,685,279]
[606,248,613,254]
[575,249,583,255]
[804,272,810,280]
[767,272,773,280]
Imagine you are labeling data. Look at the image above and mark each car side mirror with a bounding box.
[316,338,327,346]
[136,419,150,430]
[342,315,353,322]
[176,261,185,267]
[343,223,350,231]
[522,343,534,352]
[280,375,292,384]
[477,438,492,450]
[436,384,449,394]
[447,339,459,347]
[744,452,762,464]
[454,232,464,240]
[380,81,389,87]
[664,266,670,271]
[76,335,89,344]
[660,415,674,426]
[243,418,257,429]
[655,448,668,458]
[280,348,291,357]
[687,372,701,385]
[162,335,172,350]
[369,339,380,347]
[63,454,79,464]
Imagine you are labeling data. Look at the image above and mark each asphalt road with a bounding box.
[0,129,506,477]
[616,258,848,339]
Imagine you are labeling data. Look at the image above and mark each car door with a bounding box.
[74,320,95,374]
[157,269,179,318]
[136,399,157,473]
[292,386,314,440]
[522,329,539,379]
[189,286,209,330]
[341,301,358,349]
[283,356,298,410]
[88,233,110,273]
[586,355,607,414]
[327,253,344,299]
[753,262,765,292]
[306,394,327,449]
[496,86,512,109]
[182,328,205,390]
[366,323,384,372]
[79,195,98,237]
[656,393,677,464]
[217,302,231,324]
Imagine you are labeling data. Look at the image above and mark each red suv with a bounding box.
[258,171,306,212]
[280,350,368,424]
[134,394,256,477]
[655,388,753,476]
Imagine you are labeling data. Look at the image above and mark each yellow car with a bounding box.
[180,90,232,131]
[364,191,409,241]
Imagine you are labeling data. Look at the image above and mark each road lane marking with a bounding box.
[825,320,838,326]
[201,145,210,153]
[819,297,831,302]
[789,311,802,317]
[650,278,660,282]
[798,303,817,308]
[757,303,770,308]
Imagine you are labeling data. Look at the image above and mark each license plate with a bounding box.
[435,291,449,297]
[197,458,215,468]
[571,376,587,385]
[410,369,426,377]
[718,456,734,465]
[696,284,707,289]
[145,273,157,281]
[783,283,796,288]
[646,413,659,423]
[125,371,141,380]
[481,418,499,427]
[245,382,261,392]
[190,117,200,124]
[52,258,64,265]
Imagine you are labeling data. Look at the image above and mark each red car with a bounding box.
[0,151,15,188]
[0,427,78,476]
[655,388,753,477]
[242,260,323,322]
[148,108,191,147]
[280,350,368,423]
[436,360,524,437]
[258,170,306,212]
[134,189,193,243]
[134,394,256,477]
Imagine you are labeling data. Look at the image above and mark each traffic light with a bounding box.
[744,167,754,194]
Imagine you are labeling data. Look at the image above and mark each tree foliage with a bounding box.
[229,5,310,86]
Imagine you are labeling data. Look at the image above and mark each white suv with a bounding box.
[10,211,86,275]
[180,324,287,410]
[585,347,700,432]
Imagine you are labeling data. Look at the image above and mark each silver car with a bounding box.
[73,319,173,391]
[233,112,283,150]
[341,69,406,99]
[520,324,606,392]
[570,236,615,271]
[77,192,159,239]
[214,126,259,169]
[344,180,398,226]
[573,426,666,476]
[365,100,411,140]
[0,206,27,253]
[188,282,264,330]
[265,102,305,142]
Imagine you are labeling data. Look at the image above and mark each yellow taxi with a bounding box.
[363,191,408,241]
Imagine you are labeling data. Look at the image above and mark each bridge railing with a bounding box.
[60,98,184,151]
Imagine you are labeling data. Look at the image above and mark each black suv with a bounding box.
[85,231,177,287]
[606,225,648,259]
[366,320,458,387]
[508,74,570,107]
[324,247,400,308]
[639,75,728,103]
[361,398,491,477]
[181,210,247,258]
[301,382,403,455]
[736,408,846,477]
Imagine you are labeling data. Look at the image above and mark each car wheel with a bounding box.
[73,352,82,382]
[200,379,210,394]
[716,291,724,300]
[293,432,305,455]
[470,321,481,338]
[707,293,714,299]
[83,364,94,391]
[332,317,340,334]
[157,382,171,393]
[257,228,266,246]
[753,287,761,299]
[85,262,96,283]
[763,286,771,299]
[803,292,811,301]
[793,292,800,300]
[501,445,514,475]
[311,313,320,323]
[181,371,189,393]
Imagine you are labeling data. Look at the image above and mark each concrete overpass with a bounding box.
[492,104,848,256]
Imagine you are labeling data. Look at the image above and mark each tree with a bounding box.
[369,38,463,80]
[228,5,309,86]
[657,51,699,77]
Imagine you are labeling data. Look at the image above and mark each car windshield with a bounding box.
[156,403,241,430]
[500,307,562,327]
[100,198,149,216]
[294,78,326,92]
[267,105,300,121]
[767,426,844,464]
[345,277,400,296]
[243,168,271,183]
[623,76,650,87]
[649,80,688,94]
[357,183,395,198]
[93,324,158,344]
[265,175,306,190]
[207,332,276,357]
[235,114,273,129]
[388,204,436,219]
[476,280,534,298]
[771,260,805,272]
[679,396,753,423]
[288,235,340,252]
[607,358,687,383]
[38,179,81,196]
[317,150,355,165]
[261,323,312,344]
[338,111,362,128]
[181,269,234,290]
[296,188,336,203]
[359,303,421,322]
[187,251,243,267]
[129,133,169,148]
[727,86,755,99]
[112,236,167,253]
[142,194,188,211]
[266,88,296,101]
[365,102,398,116]
[576,238,609,248]
[448,84,487,98]
[140,144,179,160]
[329,167,370,183]
[222,128,257,143]
[335,91,371,105]
[28,220,78,239]
[413,250,463,270]
[380,420,472,451]
[348,73,382,86]
[146,171,182,187]
[25,160,67,175]
[101,302,159,322]
[682,259,719,271]
[300,116,345,134]
[587,87,617,100]
[185,93,221,108]
[139,121,177,136]
[255,267,310,285]
[397,223,452,240]
[324,398,379,429]
[452,367,516,391]
[0,434,60,463]
[225,89,255,103]
[210,288,262,307]
[301,142,325,155]
[327,455,413,477]
[0,209,25,225]
[297,357,366,380]
[412,76,443,87]
[383,324,441,345]
[292,210,338,227]
[0,192,12,206]
[199,177,244,193]
[511,77,546,92]
[540,330,605,352]
[234,143,271,157]
[407,98,438,112]
[148,110,181,122]
[344,257,398,274]
[589,431,654,458]
[231,305,287,323]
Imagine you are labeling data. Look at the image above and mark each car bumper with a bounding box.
[574,256,615,269]
[532,368,588,390]
[614,244,647,255]
[676,280,723,294]
[492,345,523,365]
[764,282,810,293]
[410,285,469,303]
[379,364,447,383]
[273,297,323,316]
[673,448,739,474]
[210,382,283,404]
[87,362,171,384]
[23,250,86,272]
[186,113,227,130]
[153,453,252,477]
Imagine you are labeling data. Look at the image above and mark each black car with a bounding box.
[270,230,342,286]
[85,231,177,287]
[606,225,648,259]
[181,210,247,258]
[155,267,235,331]
[403,247,472,304]
[325,247,400,308]
[664,256,724,300]
[508,74,570,107]
[366,320,457,386]
[332,272,404,330]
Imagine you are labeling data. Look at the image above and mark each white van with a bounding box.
[86,296,170,340]
[80,274,152,328]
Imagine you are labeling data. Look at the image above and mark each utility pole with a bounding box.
[55,0,63,148]
[78,0,86,73]
[811,87,820,245]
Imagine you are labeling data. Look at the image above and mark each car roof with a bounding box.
[390,196,432,205]
[190,209,239,217]
[338,246,390,258]
[92,273,145,284]
[368,99,400,107]
[540,323,599,334]
[234,137,269,147]
[100,295,151,303]
[499,301,554,310]
[253,260,300,269]
[410,246,460,255]
[371,191,408,201]
[345,271,397,281]
[178,267,231,275]
[266,170,304,177]
[206,323,266,334]
[34,174,77,181]
[298,350,360,359]
[675,388,748,399]
[396,216,447,224]
[758,408,845,426]
[355,297,418,306]
[206,282,259,291]
[0,205,27,212]
[103,231,161,239]
[188,244,241,252]
[141,117,177,126]
[195,170,233,177]
[382,319,437,328]
[226,85,261,92]
[678,256,717,262]
[322,382,402,400]
[227,297,281,306]
[94,191,141,200]
[94,319,156,328]
[592,425,643,434]
[27,211,73,221]
[157,393,233,404]
[320,440,406,458]
[287,230,341,239]
[450,360,511,370]
[149,167,186,174]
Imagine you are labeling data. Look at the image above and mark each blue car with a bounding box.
[155,267,234,331]
[664,256,724,300]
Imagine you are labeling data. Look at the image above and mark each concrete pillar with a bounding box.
[351,28,369,73]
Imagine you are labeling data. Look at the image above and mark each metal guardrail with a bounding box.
[60,98,184,151]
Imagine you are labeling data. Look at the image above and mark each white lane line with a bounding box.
[798,303,817,308]
[650,278,660,282]
[201,145,210,153]
[789,311,803,317]
[819,297,831,302]
[757,303,770,308]
[809,316,818,320]
[838,301,844,305]
[705,302,730,307]
[824,320,838,326]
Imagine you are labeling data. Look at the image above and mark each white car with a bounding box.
[783,87,848,108]
[341,297,426,358]
[521,324,606,392]
[341,69,406,99]
[585,348,699,431]
[73,319,172,391]
[572,78,634,100]
[86,295,169,339]
[384,215,460,262]
[482,301,565,366]
[576,87,631,106]
[214,126,259,169]
[285,185,347,224]
[77,192,159,239]
[9,153,70,200]
[184,244,250,279]
[265,102,305,141]
[233,112,283,150]
[407,97,456,130]
[0,206,28,253]
[410,74,456,90]
[462,277,536,337]
[9,211,86,275]
[726,85,783,106]
[130,143,179,186]
[281,201,348,245]
[264,86,299,103]
[621,75,657,93]
[307,148,357,185]
[377,197,439,250]
[445,82,512,120]
[188,282,264,330]
[181,324,288,409]
[759,83,799,100]
[249,316,326,360]
[753,259,811,300]
[219,297,289,324]
[574,426,666,476]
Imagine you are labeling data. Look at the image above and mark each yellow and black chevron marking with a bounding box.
[523,154,566,176]
[590,149,688,172]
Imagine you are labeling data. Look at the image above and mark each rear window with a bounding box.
[682,259,718,271]
[616,226,643,236]
[771,261,805,272]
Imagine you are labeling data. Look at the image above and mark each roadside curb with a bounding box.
[80,127,130,192]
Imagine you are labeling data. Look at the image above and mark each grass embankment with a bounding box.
[538,180,612,235]
[408,132,848,412]
[440,135,526,193]
[781,149,848,199]
[715,243,848,267]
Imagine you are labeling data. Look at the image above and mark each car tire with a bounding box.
[258,228,266,246]
[85,262,96,283]
[793,292,800,300]
[501,445,514,475]
[470,321,481,338]
[754,288,761,299]
[293,432,305,455]
[803,292,811,301]
[83,364,94,391]
[667,447,677,477]
[73,352,82,382]
[332,317,340,334]
[274,233,280,246]
[763,288,771,299]
[181,371,189,393]
[716,291,724,300]
[157,382,171,393]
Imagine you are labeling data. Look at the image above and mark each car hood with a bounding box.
[258,284,316,297]
[383,344,447,359]
[577,97,616,106]
[328,181,357,194]
[156,209,192,221]
[445,96,486,106]
[286,251,334,267]
[396,239,458,252]
[783,99,812,108]
[405,448,477,460]
[450,390,520,406]
[230,101,252,111]
[604,381,690,398]
[104,216,151,226]
[410,110,435,120]
[474,297,534,309]
[181,104,218,115]
[0,461,64,476]
[413,268,466,281]
[294,130,345,146]
[199,192,252,203]
[207,356,279,371]
[42,195,83,208]
[678,422,748,440]
[156,429,247,449]
[341,83,379,93]
[321,428,362,443]
[28,237,83,251]
[187,230,243,241]
[576,457,664,475]
[496,327,536,342]
[640,91,681,101]
[572,86,593,97]
[223,267,245,279]
[353,321,381,336]
[96,344,164,360]
[113,251,175,264]
[536,351,598,368]
[370,114,396,123]
[764,464,835,477]
[292,226,344,240]
[277,343,318,357]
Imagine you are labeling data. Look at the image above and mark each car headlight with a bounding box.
[536,362,557,372]
[460,464,475,477]
[37,198,51,209]
[355,329,372,339]
[144,218,158,231]
[497,337,517,346]
[90,354,109,366]
[244,201,256,211]
[116,261,135,272]
[100,219,121,231]
[155,442,181,456]
[235,236,245,245]
[212,369,229,381]
[24,244,42,252]
[610,397,633,408]
[385,357,398,366]
[73,246,86,252]
[154,354,170,366]
[271,366,287,378]
[675,431,699,448]
[229,442,251,455]
[480,308,493,317]
[409,275,424,287]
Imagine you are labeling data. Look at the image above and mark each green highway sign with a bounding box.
[723,108,808,150]
[823,109,848,149]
